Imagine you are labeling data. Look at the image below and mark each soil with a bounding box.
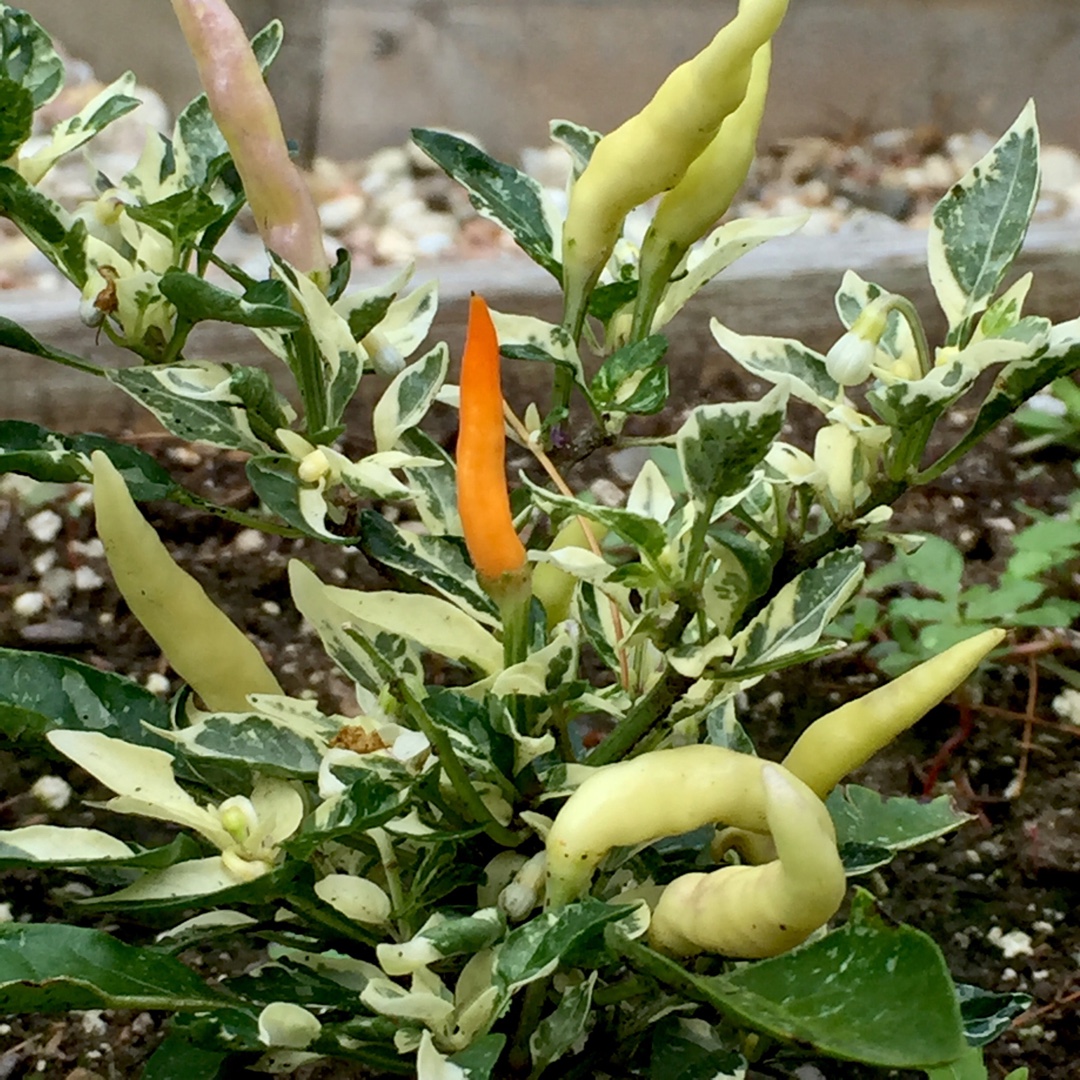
[0,415,1078,1079]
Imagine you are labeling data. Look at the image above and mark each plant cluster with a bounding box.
[0,1,1074,1076]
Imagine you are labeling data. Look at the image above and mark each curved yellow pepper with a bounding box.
[91,451,283,712]
[649,763,845,958]
[561,0,789,336]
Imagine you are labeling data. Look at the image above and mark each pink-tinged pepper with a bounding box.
[456,294,528,585]
[171,0,328,278]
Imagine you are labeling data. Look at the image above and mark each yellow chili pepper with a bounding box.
[649,764,845,958]
[561,0,789,336]
[783,627,1006,797]
[171,0,328,278]
[631,42,772,339]
[545,744,808,907]
[91,451,283,712]
[715,627,1006,863]
[456,294,528,585]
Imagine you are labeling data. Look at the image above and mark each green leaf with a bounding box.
[649,1016,747,1080]
[924,1045,989,1080]
[128,189,226,248]
[0,163,85,284]
[412,127,559,277]
[591,335,670,416]
[173,20,282,186]
[449,1034,508,1079]
[0,315,100,373]
[928,101,1040,343]
[0,647,171,748]
[0,923,228,1012]
[732,548,864,669]
[956,983,1031,1048]
[159,269,303,329]
[677,386,787,510]
[163,712,327,778]
[613,891,967,1069]
[828,785,974,875]
[19,73,141,184]
[0,7,64,107]
[287,775,411,858]
[0,75,33,158]
[140,1030,229,1080]
[712,320,840,411]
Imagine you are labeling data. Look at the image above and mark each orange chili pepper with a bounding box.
[457,294,527,582]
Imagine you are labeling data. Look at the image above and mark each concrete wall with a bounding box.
[15,1,1080,161]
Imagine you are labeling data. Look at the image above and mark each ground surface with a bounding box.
[0,415,1078,1078]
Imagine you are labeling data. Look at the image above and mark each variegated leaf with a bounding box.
[334,261,413,341]
[399,428,460,536]
[0,826,134,864]
[378,910,504,976]
[549,118,599,178]
[314,584,503,675]
[411,128,560,277]
[107,361,275,453]
[626,459,675,524]
[491,311,585,389]
[288,560,424,694]
[676,385,787,511]
[373,279,439,363]
[653,215,807,332]
[520,477,668,562]
[373,343,449,452]
[711,320,840,411]
[731,547,864,668]
[928,100,1040,344]
[359,510,498,625]
[19,73,140,185]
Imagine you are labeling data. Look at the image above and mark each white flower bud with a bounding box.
[825,331,876,386]
[218,795,259,843]
[298,448,331,484]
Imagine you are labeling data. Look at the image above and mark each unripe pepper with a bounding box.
[91,451,283,712]
[631,42,772,339]
[456,294,528,585]
[649,764,845,958]
[560,0,789,336]
[531,516,609,627]
[170,0,328,278]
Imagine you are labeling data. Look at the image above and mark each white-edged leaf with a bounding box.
[0,825,134,864]
[712,319,840,411]
[928,100,1040,341]
[314,874,392,925]
[654,215,807,332]
[373,342,449,452]
[676,385,788,510]
[626,458,675,523]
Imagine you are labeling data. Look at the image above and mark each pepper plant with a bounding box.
[0,1,1068,1076]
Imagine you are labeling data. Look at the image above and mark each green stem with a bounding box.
[290,326,329,442]
[397,680,523,848]
[884,293,932,377]
[30,346,104,378]
[171,489,306,538]
[160,315,193,366]
[371,827,409,939]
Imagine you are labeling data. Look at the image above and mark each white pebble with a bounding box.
[26,508,63,543]
[13,591,47,617]
[40,567,74,602]
[70,538,105,559]
[232,528,267,555]
[0,903,13,923]
[145,673,171,696]
[31,775,72,811]
[987,926,1034,959]
[78,1009,108,1037]
[1051,688,1080,727]
[261,601,282,616]
[589,478,624,508]
[73,565,105,591]
[32,550,57,575]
